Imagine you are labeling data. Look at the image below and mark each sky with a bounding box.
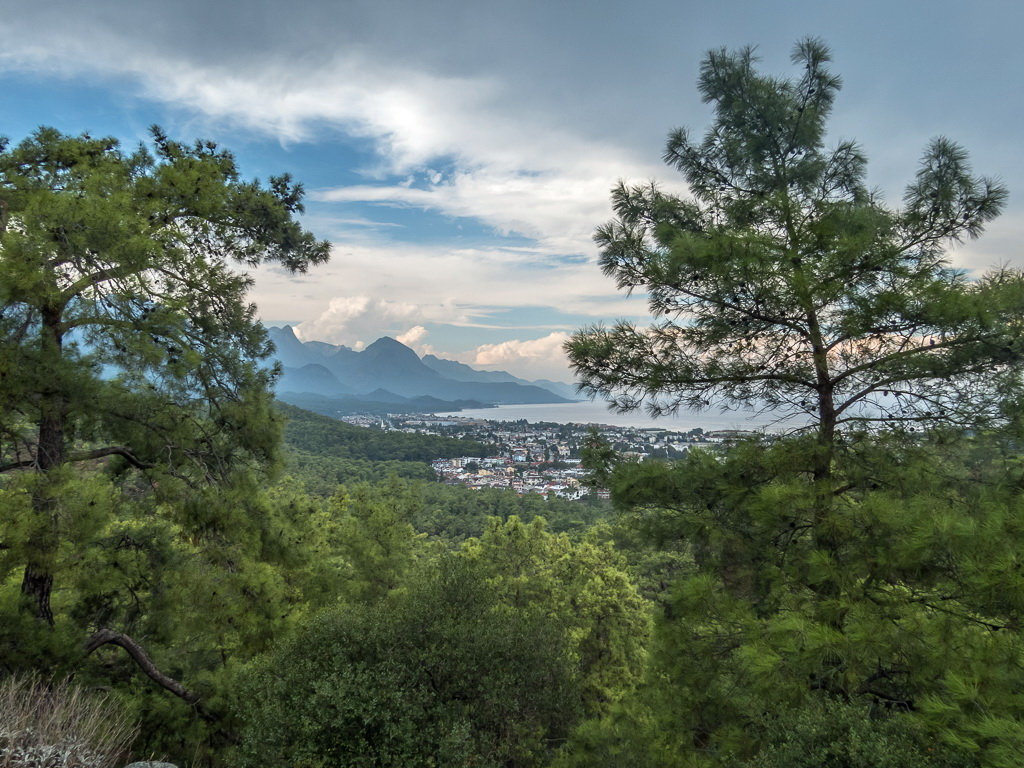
[1,0,1022,382]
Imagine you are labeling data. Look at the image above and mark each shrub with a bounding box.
[233,557,581,768]
[746,697,976,768]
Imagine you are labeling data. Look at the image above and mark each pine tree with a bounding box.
[568,38,1018,469]
[0,127,328,700]
[565,40,1024,766]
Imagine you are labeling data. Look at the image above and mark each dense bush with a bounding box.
[233,557,581,768]
[746,698,976,768]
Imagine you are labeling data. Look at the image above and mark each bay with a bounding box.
[433,400,800,432]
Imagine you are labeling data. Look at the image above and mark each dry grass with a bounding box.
[0,675,137,768]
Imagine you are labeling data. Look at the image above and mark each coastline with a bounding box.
[433,400,795,432]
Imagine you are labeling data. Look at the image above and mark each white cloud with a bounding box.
[467,332,573,381]
[295,296,468,348]
[2,7,1020,282]
[396,325,428,346]
[315,155,650,256]
[152,57,667,256]
[473,331,570,365]
[249,239,650,332]
[19,9,1020,388]
[0,20,673,261]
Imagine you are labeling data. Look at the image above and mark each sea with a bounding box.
[433,400,801,433]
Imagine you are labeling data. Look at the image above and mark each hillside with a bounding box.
[277,401,491,487]
[277,401,610,537]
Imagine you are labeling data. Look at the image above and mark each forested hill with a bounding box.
[276,400,610,541]
[277,401,490,486]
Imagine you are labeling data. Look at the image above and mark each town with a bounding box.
[340,412,754,499]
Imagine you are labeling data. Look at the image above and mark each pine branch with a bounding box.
[84,628,214,721]
[0,446,155,473]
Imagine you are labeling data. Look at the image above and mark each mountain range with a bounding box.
[267,326,579,409]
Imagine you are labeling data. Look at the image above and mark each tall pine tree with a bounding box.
[565,40,1024,767]
[0,127,328,703]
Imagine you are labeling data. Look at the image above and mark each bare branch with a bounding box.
[85,629,213,720]
[0,446,155,473]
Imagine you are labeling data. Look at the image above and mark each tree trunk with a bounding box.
[812,395,837,548]
[21,305,65,624]
[21,565,55,624]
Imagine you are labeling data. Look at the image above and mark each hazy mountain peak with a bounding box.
[363,336,419,360]
[268,324,302,344]
[365,335,403,348]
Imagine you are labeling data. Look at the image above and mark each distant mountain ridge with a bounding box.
[414,355,577,400]
[266,326,578,408]
[420,354,526,385]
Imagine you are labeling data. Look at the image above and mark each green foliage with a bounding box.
[412,481,613,541]
[562,39,1024,768]
[567,38,1020,437]
[745,698,975,768]
[22,479,339,762]
[326,480,426,604]
[0,126,329,480]
[459,517,651,715]
[0,124,330,616]
[233,512,652,768]
[563,430,1024,766]
[551,698,675,768]
[234,556,582,768]
[0,126,331,763]
[287,447,439,489]
[278,402,490,488]
[279,401,488,463]
[581,427,617,488]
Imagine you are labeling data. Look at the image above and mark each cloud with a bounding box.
[468,331,573,381]
[283,291,588,381]
[1,45,491,158]
[11,4,1017,387]
[249,239,650,333]
[142,57,663,256]
[473,331,570,365]
[315,153,654,256]
[0,9,673,261]
[295,296,467,348]
[396,325,428,346]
